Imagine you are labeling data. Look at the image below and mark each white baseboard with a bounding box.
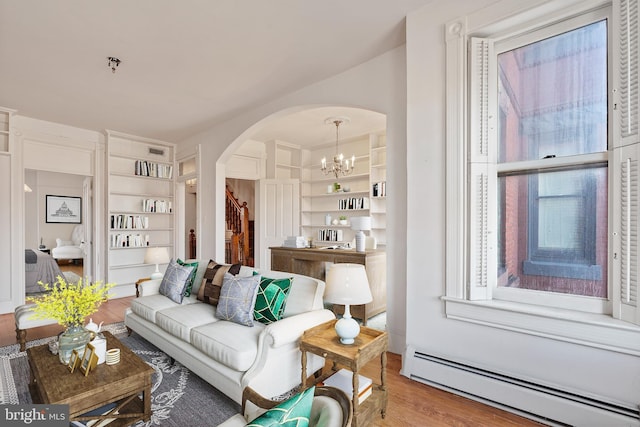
[403,347,640,426]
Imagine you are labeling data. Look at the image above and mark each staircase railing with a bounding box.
[225,186,250,265]
[189,229,196,259]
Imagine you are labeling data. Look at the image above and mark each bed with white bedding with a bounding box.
[25,249,66,294]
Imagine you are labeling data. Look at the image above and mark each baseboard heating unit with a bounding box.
[404,349,640,426]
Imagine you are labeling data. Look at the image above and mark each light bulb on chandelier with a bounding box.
[321,117,355,179]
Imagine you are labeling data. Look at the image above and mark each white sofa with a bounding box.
[124,263,336,404]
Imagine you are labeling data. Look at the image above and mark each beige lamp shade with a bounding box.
[324,263,372,305]
[350,216,371,232]
[144,247,170,264]
[144,247,170,279]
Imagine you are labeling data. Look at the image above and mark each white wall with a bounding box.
[178,46,408,353]
[404,0,640,420]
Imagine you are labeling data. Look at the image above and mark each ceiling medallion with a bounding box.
[107,57,121,74]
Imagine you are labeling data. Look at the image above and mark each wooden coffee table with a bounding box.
[27,331,154,426]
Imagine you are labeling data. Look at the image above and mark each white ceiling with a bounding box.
[0,0,431,145]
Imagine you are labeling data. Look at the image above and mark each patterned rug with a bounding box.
[0,322,241,426]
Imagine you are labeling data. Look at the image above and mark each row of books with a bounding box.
[110,233,150,248]
[372,181,387,197]
[318,229,343,242]
[337,197,369,211]
[110,215,149,230]
[142,199,172,213]
[320,369,373,404]
[134,160,173,179]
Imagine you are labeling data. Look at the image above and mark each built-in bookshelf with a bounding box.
[0,107,14,153]
[106,131,175,296]
[369,134,386,246]
[301,132,386,246]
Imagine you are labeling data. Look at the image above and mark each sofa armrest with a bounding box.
[135,278,162,297]
[263,309,335,348]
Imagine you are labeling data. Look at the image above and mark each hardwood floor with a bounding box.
[2,279,545,426]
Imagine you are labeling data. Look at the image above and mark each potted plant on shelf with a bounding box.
[27,276,116,364]
[339,215,348,225]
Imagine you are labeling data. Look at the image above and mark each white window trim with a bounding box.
[443,296,640,356]
[444,0,640,356]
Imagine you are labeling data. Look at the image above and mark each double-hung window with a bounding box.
[494,14,609,306]
[444,0,640,351]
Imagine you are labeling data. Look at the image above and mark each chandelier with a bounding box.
[321,117,355,179]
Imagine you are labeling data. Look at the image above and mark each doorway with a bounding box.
[24,169,89,284]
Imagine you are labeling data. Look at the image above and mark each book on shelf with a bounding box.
[372,181,387,197]
[317,229,343,242]
[320,368,373,404]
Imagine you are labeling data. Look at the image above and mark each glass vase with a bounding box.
[58,325,91,365]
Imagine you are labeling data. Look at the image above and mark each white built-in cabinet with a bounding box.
[0,107,15,313]
[300,132,386,246]
[266,140,303,180]
[0,107,12,152]
[106,131,175,295]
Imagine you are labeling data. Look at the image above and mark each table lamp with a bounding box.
[350,216,371,252]
[144,247,170,279]
[324,263,373,344]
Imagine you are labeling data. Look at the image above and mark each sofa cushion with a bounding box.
[254,276,293,325]
[197,260,242,306]
[216,273,261,327]
[130,295,181,323]
[156,303,219,341]
[246,386,315,427]
[177,258,199,297]
[190,321,265,371]
[159,259,194,303]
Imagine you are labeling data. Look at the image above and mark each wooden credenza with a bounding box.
[269,247,386,325]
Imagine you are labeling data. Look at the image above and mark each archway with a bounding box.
[220,105,388,329]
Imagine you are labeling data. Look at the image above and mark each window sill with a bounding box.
[442,296,640,356]
[523,260,602,280]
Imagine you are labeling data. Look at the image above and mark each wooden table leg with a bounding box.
[301,350,307,388]
[143,383,152,421]
[381,351,387,418]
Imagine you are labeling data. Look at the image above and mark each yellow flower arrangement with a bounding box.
[26,276,116,328]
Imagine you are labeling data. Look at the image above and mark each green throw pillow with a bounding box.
[177,258,199,297]
[254,276,293,325]
[246,386,315,427]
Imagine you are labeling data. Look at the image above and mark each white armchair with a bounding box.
[51,225,84,261]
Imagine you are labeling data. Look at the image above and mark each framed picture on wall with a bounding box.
[46,195,82,224]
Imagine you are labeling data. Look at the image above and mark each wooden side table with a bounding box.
[300,319,388,427]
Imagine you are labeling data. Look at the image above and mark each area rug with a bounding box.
[0,322,241,426]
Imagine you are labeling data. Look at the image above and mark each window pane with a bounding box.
[498,20,608,163]
[497,167,607,297]
[537,170,585,252]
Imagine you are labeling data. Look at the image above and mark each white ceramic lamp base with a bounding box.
[335,305,360,345]
[355,230,365,252]
[150,265,163,280]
